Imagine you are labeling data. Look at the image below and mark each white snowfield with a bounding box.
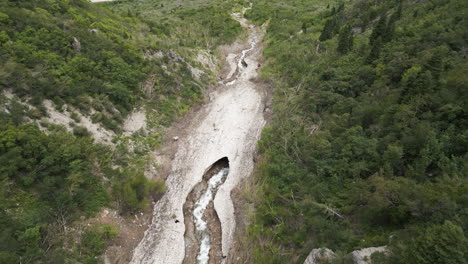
[130,9,266,264]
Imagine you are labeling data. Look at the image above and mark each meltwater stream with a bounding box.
[129,3,266,263]
[193,168,230,263]
[225,38,257,86]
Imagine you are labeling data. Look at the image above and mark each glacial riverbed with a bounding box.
[130,6,267,264]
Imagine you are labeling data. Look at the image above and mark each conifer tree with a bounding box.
[370,14,387,45]
[319,18,335,41]
[337,25,353,54]
[367,36,382,62]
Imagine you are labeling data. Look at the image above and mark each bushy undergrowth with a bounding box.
[243,0,468,263]
[0,0,244,263]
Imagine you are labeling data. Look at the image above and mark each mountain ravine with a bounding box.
[130,7,268,264]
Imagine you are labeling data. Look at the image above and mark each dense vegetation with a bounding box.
[243,0,468,263]
[0,0,243,263]
[101,0,245,49]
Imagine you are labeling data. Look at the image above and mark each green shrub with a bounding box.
[70,112,81,122]
[73,126,90,137]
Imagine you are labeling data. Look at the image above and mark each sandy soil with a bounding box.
[89,208,154,264]
[123,109,147,135]
[41,100,115,145]
[130,8,268,264]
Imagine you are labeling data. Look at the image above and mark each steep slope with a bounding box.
[238,0,468,263]
[0,0,243,263]
[130,6,268,263]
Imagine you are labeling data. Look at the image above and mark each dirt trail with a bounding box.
[130,7,266,264]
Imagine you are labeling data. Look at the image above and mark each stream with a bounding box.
[194,168,229,263]
[131,6,267,264]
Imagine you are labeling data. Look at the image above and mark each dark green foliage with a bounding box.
[112,169,164,213]
[337,25,353,54]
[0,1,146,114]
[0,0,243,263]
[73,126,90,137]
[78,224,118,264]
[370,14,388,46]
[243,0,468,262]
[399,221,466,264]
[319,18,336,41]
[0,124,108,262]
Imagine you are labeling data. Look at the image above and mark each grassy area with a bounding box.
[101,0,247,49]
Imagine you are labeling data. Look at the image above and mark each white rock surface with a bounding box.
[304,248,336,264]
[41,100,115,144]
[351,246,388,264]
[123,109,147,134]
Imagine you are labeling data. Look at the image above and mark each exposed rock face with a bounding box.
[142,49,164,59]
[72,37,81,52]
[351,246,387,264]
[304,248,336,264]
[304,246,388,264]
[168,49,183,62]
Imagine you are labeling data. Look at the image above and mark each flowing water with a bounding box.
[193,168,229,263]
[131,5,266,264]
[225,38,257,86]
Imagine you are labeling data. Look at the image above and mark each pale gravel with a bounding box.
[41,100,115,145]
[123,109,147,134]
[130,8,266,264]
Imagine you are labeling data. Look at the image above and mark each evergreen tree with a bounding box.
[337,25,353,54]
[370,14,387,46]
[319,18,335,41]
[302,22,307,34]
[384,4,403,43]
[367,36,382,62]
[403,221,466,264]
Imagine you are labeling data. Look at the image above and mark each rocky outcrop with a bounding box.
[304,246,388,264]
[168,49,183,62]
[72,37,81,52]
[351,246,387,264]
[304,248,336,264]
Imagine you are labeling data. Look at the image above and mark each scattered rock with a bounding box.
[173,136,179,141]
[168,49,183,62]
[304,248,336,264]
[351,246,388,264]
[89,28,99,34]
[241,59,248,67]
[109,107,120,115]
[143,49,164,59]
[72,37,81,52]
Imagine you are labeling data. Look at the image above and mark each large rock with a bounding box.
[168,49,183,62]
[72,37,81,52]
[351,246,387,264]
[304,248,336,264]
